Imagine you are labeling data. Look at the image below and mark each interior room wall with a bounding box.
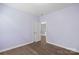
[40,4,79,52]
[0,4,38,51]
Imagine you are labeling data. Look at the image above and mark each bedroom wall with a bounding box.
[40,4,79,52]
[0,4,38,51]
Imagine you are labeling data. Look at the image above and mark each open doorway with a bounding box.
[41,22,47,36]
[40,21,47,47]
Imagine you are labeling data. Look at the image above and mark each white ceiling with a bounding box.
[5,3,74,16]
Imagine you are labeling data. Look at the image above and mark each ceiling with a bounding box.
[4,3,74,16]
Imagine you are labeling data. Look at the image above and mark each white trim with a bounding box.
[0,41,33,53]
[47,41,79,53]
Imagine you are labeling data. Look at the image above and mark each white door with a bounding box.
[33,20,41,42]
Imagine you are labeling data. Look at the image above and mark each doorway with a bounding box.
[41,22,47,36]
[33,20,47,46]
[40,21,47,47]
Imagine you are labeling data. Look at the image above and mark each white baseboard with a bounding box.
[47,41,79,53]
[1,41,79,53]
[0,41,33,53]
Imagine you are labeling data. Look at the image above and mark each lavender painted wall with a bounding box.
[41,4,79,51]
[0,5,38,51]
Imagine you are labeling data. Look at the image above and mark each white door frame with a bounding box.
[33,20,41,42]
